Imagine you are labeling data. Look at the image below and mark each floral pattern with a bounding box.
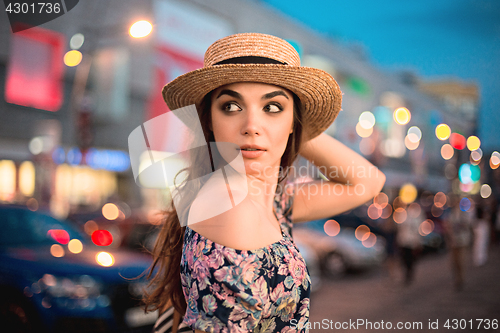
[180,185,310,332]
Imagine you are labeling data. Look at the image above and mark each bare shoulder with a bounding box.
[187,174,281,250]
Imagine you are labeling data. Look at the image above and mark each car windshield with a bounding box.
[0,207,86,247]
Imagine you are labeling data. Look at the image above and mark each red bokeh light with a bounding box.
[47,229,70,245]
[449,133,466,150]
[91,230,113,246]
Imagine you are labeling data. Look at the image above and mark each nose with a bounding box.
[240,108,262,136]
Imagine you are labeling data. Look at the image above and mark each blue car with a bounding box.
[0,205,157,333]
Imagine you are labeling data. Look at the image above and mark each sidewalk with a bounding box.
[308,244,500,332]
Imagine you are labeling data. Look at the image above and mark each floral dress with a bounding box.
[180,185,311,333]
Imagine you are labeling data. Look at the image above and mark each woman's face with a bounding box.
[210,82,294,178]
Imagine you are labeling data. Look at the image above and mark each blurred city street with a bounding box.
[309,245,500,332]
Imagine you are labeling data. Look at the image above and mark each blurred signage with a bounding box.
[4,26,64,111]
[147,0,232,151]
[153,0,232,59]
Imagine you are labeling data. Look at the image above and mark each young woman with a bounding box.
[145,33,386,333]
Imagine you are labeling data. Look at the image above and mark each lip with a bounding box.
[238,145,266,159]
[239,144,266,151]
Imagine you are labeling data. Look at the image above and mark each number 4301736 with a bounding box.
[444,319,498,330]
[5,2,61,14]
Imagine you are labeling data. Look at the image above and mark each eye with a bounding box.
[223,102,242,112]
[264,103,283,113]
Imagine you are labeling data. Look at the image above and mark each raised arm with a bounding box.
[293,133,386,222]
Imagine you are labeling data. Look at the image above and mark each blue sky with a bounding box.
[262,0,500,152]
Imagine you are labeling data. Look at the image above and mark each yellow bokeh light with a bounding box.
[68,239,83,254]
[404,135,419,150]
[64,50,82,67]
[435,124,451,140]
[129,20,153,38]
[466,136,481,151]
[96,251,115,267]
[102,203,119,220]
[393,107,411,125]
[50,244,65,258]
[355,122,373,138]
[441,144,454,160]
[399,183,417,204]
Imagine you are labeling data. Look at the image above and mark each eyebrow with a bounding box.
[215,89,290,100]
[216,89,242,100]
[262,90,289,100]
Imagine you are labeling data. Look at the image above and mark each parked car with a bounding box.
[0,205,157,333]
[293,219,386,278]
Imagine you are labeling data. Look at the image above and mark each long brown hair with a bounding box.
[143,88,304,315]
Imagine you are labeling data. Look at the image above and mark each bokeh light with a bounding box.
[433,192,447,208]
[50,244,65,258]
[470,148,482,162]
[393,107,411,125]
[64,50,82,67]
[459,197,471,212]
[362,233,377,248]
[84,220,98,235]
[381,204,393,219]
[393,208,407,224]
[408,202,421,218]
[490,151,500,169]
[27,198,38,211]
[466,136,481,151]
[324,219,340,237]
[129,20,153,38]
[91,230,113,246]
[399,183,418,204]
[373,192,389,209]
[355,225,370,241]
[96,252,114,267]
[102,203,119,220]
[459,163,480,184]
[480,184,492,198]
[450,133,466,150]
[419,219,434,236]
[47,229,70,245]
[405,135,419,150]
[359,111,376,129]
[68,239,83,254]
[431,205,443,217]
[69,33,84,50]
[441,144,454,160]
[355,122,373,138]
[367,204,382,220]
[435,124,451,140]
[407,126,422,142]
[393,196,407,210]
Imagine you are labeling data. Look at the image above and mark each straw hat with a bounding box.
[162,33,342,139]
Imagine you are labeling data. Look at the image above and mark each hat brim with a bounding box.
[162,63,342,139]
